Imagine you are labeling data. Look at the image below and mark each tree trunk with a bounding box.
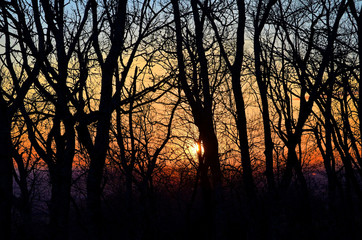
[199,124,224,239]
[200,122,222,188]
[87,148,108,240]
[231,70,256,198]
[255,74,275,191]
[281,141,308,196]
[12,149,33,237]
[86,111,112,239]
[49,168,72,240]
[0,104,12,240]
[47,116,75,240]
[324,88,338,202]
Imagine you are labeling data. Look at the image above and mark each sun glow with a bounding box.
[192,141,204,156]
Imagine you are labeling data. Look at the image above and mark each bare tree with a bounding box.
[350,0,362,151]
[268,0,349,194]
[203,0,257,198]
[3,1,92,239]
[75,0,171,238]
[171,0,226,238]
[74,1,128,238]
[250,0,277,191]
[0,1,41,238]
